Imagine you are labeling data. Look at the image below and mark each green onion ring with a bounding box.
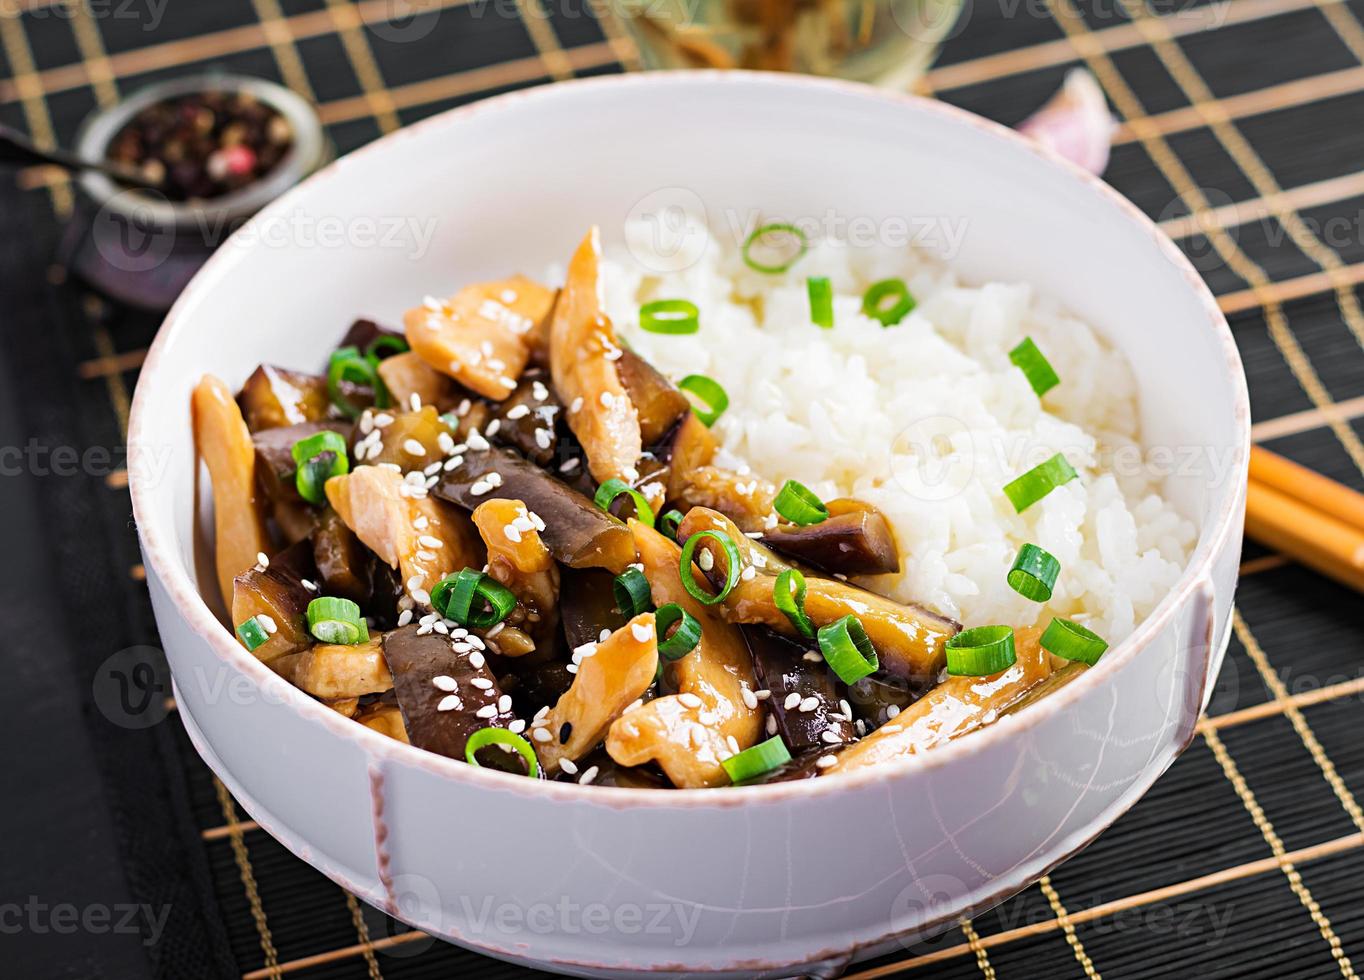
[235,616,270,652]
[1040,618,1109,665]
[593,478,656,527]
[365,335,409,363]
[306,596,370,645]
[659,509,685,541]
[1002,453,1079,513]
[613,568,654,618]
[677,374,729,427]
[741,222,809,274]
[722,735,792,784]
[465,727,540,778]
[655,603,703,661]
[861,278,916,327]
[326,346,380,419]
[1009,337,1060,397]
[290,430,350,505]
[434,569,516,628]
[773,568,815,638]
[1007,544,1061,602]
[640,299,700,335]
[773,479,829,526]
[678,530,742,606]
[807,276,834,329]
[817,615,879,685]
[945,625,1017,676]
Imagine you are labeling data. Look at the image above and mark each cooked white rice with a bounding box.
[595,224,1195,644]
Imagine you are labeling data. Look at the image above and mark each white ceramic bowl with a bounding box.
[129,72,1249,979]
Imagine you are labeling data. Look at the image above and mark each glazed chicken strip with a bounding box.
[273,637,394,700]
[677,507,956,685]
[817,628,1052,776]
[538,613,659,776]
[193,375,271,610]
[355,702,410,744]
[549,227,643,484]
[676,466,777,532]
[325,466,483,610]
[606,522,762,787]
[403,275,555,401]
[471,498,560,656]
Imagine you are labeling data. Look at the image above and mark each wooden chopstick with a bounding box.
[1244,446,1364,592]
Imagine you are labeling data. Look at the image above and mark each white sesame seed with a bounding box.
[533,705,550,721]
[497,694,512,712]
[679,692,703,709]
[475,704,498,719]
[359,412,375,435]
[374,413,394,428]
[741,688,759,710]
[566,663,578,674]
[485,419,502,437]
[803,651,824,663]
[631,622,652,642]
[799,696,820,713]
[257,614,278,635]
[432,675,458,692]
[598,628,611,642]
[416,550,437,562]
[256,552,269,568]
[406,574,425,590]
[578,766,599,785]
[300,578,318,592]
[840,699,853,718]
[437,695,462,712]
[532,381,548,401]
[499,377,516,390]
[469,651,485,669]
[560,758,579,775]
[506,404,530,420]
[534,428,552,450]
[486,472,503,488]
[413,515,429,530]
[784,692,801,710]
[467,430,491,451]
[508,719,527,734]
[766,715,778,735]
[560,458,580,472]
[697,549,714,572]
[471,677,493,690]
[569,397,583,414]
[816,755,838,769]
[532,727,552,743]
[504,524,522,543]
[740,566,756,581]
[411,589,431,605]
[755,689,771,700]
[886,704,901,719]
[470,480,492,496]
[821,729,842,744]
[397,609,414,627]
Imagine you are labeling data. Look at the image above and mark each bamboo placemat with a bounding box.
[3,0,1364,976]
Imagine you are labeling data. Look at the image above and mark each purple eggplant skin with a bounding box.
[433,447,636,572]
[340,317,404,354]
[253,420,354,506]
[759,502,900,577]
[487,367,563,467]
[744,627,856,754]
[559,748,672,788]
[755,748,830,783]
[381,625,521,763]
[615,349,690,450]
[559,568,630,652]
[845,672,922,728]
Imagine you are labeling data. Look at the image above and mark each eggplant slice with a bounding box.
[759,499,900,577]
[744,627,855,754]
[381,625,521,761]
[231,539,317,663]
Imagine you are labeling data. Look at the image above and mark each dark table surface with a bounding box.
[5,0,1364,978]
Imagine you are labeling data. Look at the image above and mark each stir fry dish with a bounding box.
[193,226,1113,788]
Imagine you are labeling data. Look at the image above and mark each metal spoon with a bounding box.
[0,123,162,192]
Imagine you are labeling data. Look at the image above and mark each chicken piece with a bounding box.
[355,406,451,470]
[231,539,316,662]
[377,351,463,414]
[817,628,1053,776]
[355,702,410,743]
[606,522,761,787]
[537,613,659,776]
[324,697,360,718]
[403,275,554,401]
[325,466,483,610]
[549,228,643,484]
[676,466,777,532]
[471,498,560,656]
[194,375,272,611]
[273,637,394,699]
[677,507,956,685]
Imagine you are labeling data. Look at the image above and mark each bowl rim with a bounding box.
[129,69,1250,808]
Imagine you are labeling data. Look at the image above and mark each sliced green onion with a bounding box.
[593,478,655,527]
[659,509,684,541]
[327,346,380,419]
[678,530,742,606]
[774,568,815,638]
[741,222,808,274]
[432,569,516,628]
[807,276,834,328]
[614,567,654,618]
[678,374,728,427]
[1040,618,1109,665]
[465,727,540,778]
[1009,337,1060,397]
[773,479,828,526]
[290,430,349,504]
[722,735,792,784]
[655,602,702,661]
[1003,454,1078,513]
[1008,544,1061,602]
[861,278,916,327]
[945,625,1017,676]
[640,299,700,335]
[365,334,409,363]
[817,615,879,685]
[306,596,369,645]
[236,616,270,652]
